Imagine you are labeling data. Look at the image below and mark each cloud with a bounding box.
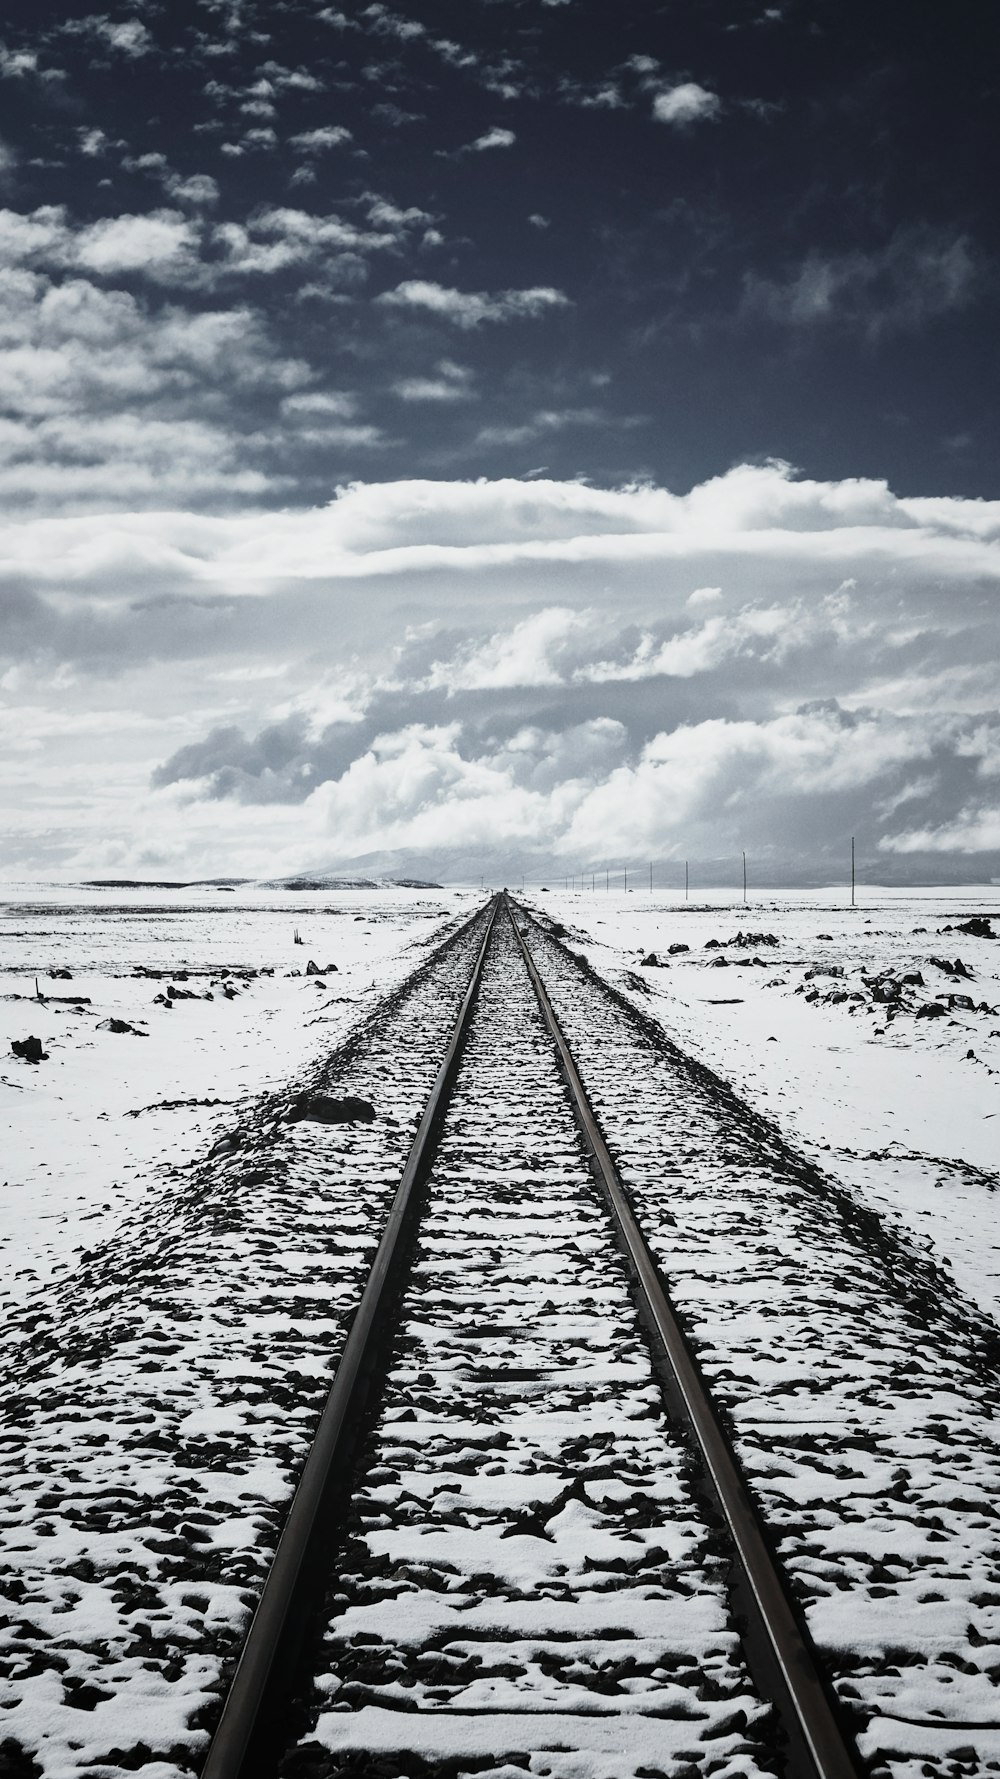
[453,126,516,154]
[392,360,475,402]
[289,126,353,154]
[4,465,1000,876]
[0,200,422,291]
[61,15,155,58]
[743,226,978,338]
[652,82,721,126]
[376,280,571,328]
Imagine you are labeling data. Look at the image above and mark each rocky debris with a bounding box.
[929,955,973,979]
[624,970,652,995]
[11,1035,48,1063]
[705,931,778,949]
[547,922,569,939]
[816,933,833,940]
[915,1002,948,1020]
[305,959,339,975]
[284,1092,377,1125]
[668,942,690,954]
[639,951,666,967]
[97,1018,148,1036]
[804,963,845,979]
[47,967,73,980]
[940,916,995,939]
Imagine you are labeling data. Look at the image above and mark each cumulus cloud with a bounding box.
[652,82,721,126]
[4,465,1000,876]
[376,280,571,328]
[0,200,422,290]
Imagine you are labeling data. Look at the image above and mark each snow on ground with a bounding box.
[520,886,1000,1323]
[0,883,478,1318]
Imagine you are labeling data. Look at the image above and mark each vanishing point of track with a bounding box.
[201,893,861,1779]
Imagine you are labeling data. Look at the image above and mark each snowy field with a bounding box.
[0,883,477,1323]
[520,884,1000,1325]
[3,880,997,1334]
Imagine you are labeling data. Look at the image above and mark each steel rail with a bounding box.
[508,895,863,1779]
[201,893,502,1779]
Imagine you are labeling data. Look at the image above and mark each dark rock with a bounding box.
[929,955,973,979]
[286,1093,376,1125]
[915,1002,948,1019]
[306,960,338,974]
[639,952,665,967]
[548,922,568,938]
[97,1018,148,1036]
[954,917,995,939]
[48,967,73,980]
[667,942,689,954]
[11,1035,48,1063]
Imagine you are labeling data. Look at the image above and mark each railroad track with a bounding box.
[3,894,995,1778]
[202,896,863,1779]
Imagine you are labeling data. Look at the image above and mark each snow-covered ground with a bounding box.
[0,883,479,1319]
[520,886,1000,1324]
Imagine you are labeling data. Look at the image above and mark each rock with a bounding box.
[548,922,568,938]
[929,955,973,979]
[97,1018,148,1036]
[667,942,689,954]
[48,967,73,980]
[286,1093,376,1125]
[915,1002,948,1019]
[306,960,338,975]
[940,917,994,939]
[639,952,665,967]
[11,1035,48,1063]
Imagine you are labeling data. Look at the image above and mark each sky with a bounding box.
[1,0,999,883]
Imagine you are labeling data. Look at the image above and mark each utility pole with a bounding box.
[851,836,855,908]
[742,850,747,905]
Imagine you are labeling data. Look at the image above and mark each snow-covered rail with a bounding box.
[203,899,860,1779]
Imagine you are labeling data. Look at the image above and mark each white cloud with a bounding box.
[289,126,353,153]
[652,82,721,126]
[392,360,475,402]
[376,280,571,328]
[4,466,1000,876]
[62,15,155,57]
[0,200,416,291]
[457,126,516,153]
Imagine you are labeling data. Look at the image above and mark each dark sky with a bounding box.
[2,0,997,504]
[1,0,999,880]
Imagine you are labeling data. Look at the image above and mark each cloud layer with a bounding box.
[2,465,998,880]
